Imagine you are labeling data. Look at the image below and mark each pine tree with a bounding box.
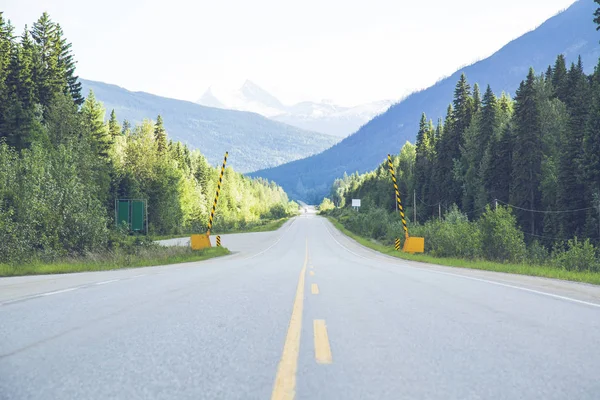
[435,105,455,207]
[483,123,512,205]
[3,27,42,149]
[535,73,568,242]
[108,109,120,139]
[545,65,553,82]
[0,13,14,140]
[182,145,191,170]
[414,113,431,217]
[434,118,443,143]
[510,68,543,236]
[556,58,590,238]
[498,92,512,116]
[437,74,473,207]
[583,59,600,239]
[551,54,568,102]
[154,115,167,154]
[459,114,481,214]
[54,24,82,105]
[30,13,81,109]
[470,85,499,212]
[80,89,110,158]
[452,74,474,137]
[472,83,481,113]
[31,12,61,110]
[415,113,428,152]
[479,85,498,158]
[122,119,131,135]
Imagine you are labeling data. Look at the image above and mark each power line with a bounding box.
[416,196,440,207]
[522,231,599,241]
[496,199,596,214]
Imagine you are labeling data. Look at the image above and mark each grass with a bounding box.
[223,218,289,233]
[150,218,289,240]
[327,217,600,285]
[0,246,230,277]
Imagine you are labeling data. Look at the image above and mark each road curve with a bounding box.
[1,214,600,399]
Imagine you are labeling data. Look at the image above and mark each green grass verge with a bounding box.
[0,246,230,277]
[151,218,289,240]
[150,233,191,241]
[327,217,600,285]
[225,218,289,233]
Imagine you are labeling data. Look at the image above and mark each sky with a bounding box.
[4,0,578,106]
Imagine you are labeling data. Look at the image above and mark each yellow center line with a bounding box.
[309,271,315,276]
[271,239,308,400]
[313,320,333,364]
[311,284,319,295]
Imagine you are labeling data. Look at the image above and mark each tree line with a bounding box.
[0,12,295,264]
[330,53,600,250]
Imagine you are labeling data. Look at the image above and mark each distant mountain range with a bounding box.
[251,0,600,203]
[80,79,339,173]
[196,80,395,137]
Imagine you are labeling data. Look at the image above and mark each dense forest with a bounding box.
[324,53,600,270]
[0,12,295,264]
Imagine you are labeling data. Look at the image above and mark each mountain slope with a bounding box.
[80,79,339,172]
[251,0,600,202]
[196,80,394,137]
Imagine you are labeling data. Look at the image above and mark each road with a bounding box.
[2,213,600,399]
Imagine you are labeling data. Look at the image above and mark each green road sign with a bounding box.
[131,201,144,232]
[115,199,147,234]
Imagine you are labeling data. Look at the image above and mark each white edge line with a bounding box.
[321,218,600,309]
[41,287,78,296]
[95,279,120,285]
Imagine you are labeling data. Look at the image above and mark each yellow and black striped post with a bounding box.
[216,236,221,247]
[387,154,409,240]
[394,238,400,251]
[207,151,228,236]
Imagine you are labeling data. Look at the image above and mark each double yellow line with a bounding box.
[271,239,332,400]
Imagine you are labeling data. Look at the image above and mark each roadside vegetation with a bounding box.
[323,209,600,284]
[151,217,290,240]
[0,241,229,277]
[0,12,296,274]
[319,46,600,285]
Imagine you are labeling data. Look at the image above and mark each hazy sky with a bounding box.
[4,0,577,106]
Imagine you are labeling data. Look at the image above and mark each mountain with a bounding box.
[250,0,600,203]
[196,80,394,137]
[80,79,339,173]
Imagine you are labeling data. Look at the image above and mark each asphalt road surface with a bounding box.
[2,213,600,399]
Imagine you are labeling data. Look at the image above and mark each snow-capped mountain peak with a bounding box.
[197,86,225,109]
[196,80,395,137]
[239,80,284,110]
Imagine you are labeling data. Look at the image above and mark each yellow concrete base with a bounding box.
[191,234,212,250]
[403,237,425,253]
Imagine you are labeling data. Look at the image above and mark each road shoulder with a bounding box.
[322,216,600,306]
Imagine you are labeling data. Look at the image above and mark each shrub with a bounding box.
[551,238,599,272]
[419,206,481,259]
[268,203,287,219]
[478,205,526,262]
[318,198,335,213]
[527,240,549,265]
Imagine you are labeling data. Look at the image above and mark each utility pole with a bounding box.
[495,198,498,211]
[595,193,600,240]
[438,202,441,220]
[413,189,417,224]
